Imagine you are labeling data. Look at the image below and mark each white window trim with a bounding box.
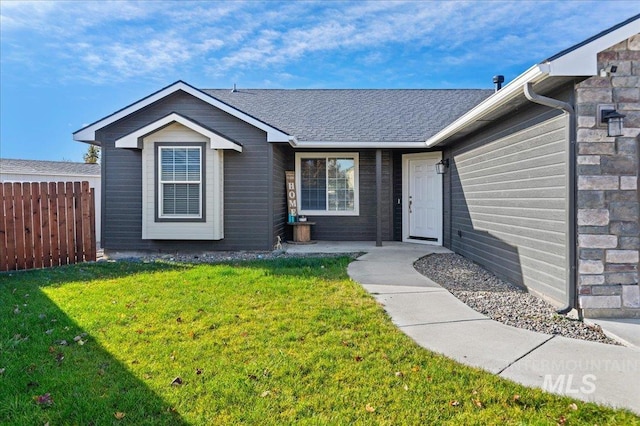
[158,145,203,219]
[295,152,359,216]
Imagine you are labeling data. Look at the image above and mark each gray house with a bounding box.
[74,16,639,318]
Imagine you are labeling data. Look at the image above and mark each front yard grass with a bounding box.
[1,257,638,425]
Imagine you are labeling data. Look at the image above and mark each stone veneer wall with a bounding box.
[576,34,640,318]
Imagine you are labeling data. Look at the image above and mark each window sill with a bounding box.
[297,211,359,217]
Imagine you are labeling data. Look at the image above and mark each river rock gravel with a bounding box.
[413,253,620,346]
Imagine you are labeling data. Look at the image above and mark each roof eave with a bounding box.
[288,138,428,149]
[73,81,290,144]
[425,65,548,148]
[426,16,639,148]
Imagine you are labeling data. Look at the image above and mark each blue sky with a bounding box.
[1,1,638,162]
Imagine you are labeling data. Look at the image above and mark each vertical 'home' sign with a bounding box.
[285,171,298,223]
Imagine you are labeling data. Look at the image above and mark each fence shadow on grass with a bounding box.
[0,263,190,425]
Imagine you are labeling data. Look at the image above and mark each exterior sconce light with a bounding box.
[435,158,449,175]
[601,109,625,137]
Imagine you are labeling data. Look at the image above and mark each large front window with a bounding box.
[159,146,202,218]
[296,153,359,216]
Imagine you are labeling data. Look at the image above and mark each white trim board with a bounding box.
[74,81,290,144]
[114,113,242,152]
[402,152,443,246]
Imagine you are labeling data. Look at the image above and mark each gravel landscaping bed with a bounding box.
[414,253,620,346]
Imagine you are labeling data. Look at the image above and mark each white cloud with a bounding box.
[1,0,637,86]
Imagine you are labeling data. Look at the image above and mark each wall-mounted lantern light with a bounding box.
[435,158,449,175]
[601,109,626,137]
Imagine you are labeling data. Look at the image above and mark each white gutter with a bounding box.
[425,16,639,148]
[425,64,549,148]
[287,136,427,149]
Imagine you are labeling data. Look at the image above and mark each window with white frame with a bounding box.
[158,146,202,219]
[296,153,359,215]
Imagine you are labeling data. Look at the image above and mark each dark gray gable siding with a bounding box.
[443,85,572,305]
[98,90,273,251]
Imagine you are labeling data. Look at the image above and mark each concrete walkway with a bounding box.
[285,242,640,415]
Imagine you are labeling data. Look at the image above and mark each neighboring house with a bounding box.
[74,15,639,318]
[0,158,102,246]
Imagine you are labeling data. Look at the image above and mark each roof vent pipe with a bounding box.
[231,83,237,93]
[493,75,505,92]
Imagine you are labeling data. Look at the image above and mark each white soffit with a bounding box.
[115,113,242,152]
[74,81,290,143]
[541,20,640,76]
[425,65,547,148]
[426,17,639,148]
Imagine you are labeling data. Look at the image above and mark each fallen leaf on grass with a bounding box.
[557,415,567,425]
[34,393,53,408]
[171,377,183,386]
[568,403,578,411]
[354,355,363,362]
[411,366,420,372]
[473,399,483,408]
[394,371,403,377]
[196,368,202,375]
[114,412,126,420]
[260,390,271,397]
[176,317,183,323]
[45,329,54,335]
[449,400,460,407]
[365,404,375,412]
[512,394,521,402]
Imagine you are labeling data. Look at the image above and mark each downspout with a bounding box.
[524,82,578,317]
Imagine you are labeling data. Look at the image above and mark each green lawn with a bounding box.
[1,257,638,425]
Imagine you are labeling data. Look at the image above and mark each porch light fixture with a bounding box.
[435,158,449,175]
[601,109,626,137]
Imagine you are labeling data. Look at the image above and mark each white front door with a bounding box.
[403,154,443,244]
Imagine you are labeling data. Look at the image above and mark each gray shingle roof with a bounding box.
[0,158,100,176]
[203,89,493,142]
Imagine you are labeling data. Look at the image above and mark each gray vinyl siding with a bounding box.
[98,90,272,251]
[444,98,569,305]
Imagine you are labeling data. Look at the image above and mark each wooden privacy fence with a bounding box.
[0,181,96,271]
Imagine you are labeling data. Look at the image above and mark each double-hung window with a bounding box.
[158,146,202,219]
[296,153,359,216]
